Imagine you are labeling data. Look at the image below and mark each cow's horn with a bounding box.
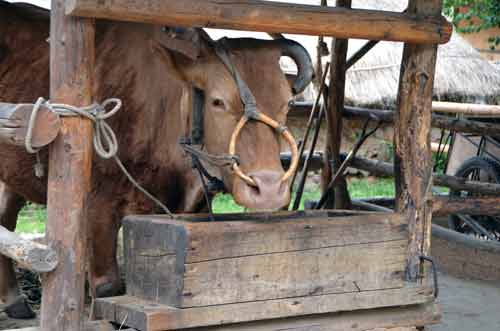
[218,38,313,95]
[273,39,314,94]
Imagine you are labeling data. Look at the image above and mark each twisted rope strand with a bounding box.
[26,97,174,217]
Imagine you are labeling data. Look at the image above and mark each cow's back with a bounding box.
[0,2,194,211]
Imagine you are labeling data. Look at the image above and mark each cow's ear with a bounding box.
[152,27,213,84]
[153,27,212,62]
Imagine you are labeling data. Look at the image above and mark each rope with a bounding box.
[26,97,175,217]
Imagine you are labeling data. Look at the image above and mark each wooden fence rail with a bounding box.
[0,103,61,148]
[0,225,58,273]
[66,0,452,44]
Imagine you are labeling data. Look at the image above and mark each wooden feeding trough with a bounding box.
[0,0,457,330]
[94,211,440,330]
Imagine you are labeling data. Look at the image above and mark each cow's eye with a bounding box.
[212,99,225,108]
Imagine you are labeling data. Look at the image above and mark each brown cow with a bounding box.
[0,1,313,318]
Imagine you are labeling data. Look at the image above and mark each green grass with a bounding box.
[212,177,395,213]
[16,177,396,233]
[16,204,47,234]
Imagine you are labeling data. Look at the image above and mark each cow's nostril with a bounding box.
[248,176,261,194]
[232,170,290,210]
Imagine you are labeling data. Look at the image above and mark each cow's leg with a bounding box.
[88,203,123,298]
[0,182,34,319]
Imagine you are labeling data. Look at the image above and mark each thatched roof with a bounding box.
[280,0,500,108]
[345,0,500,107]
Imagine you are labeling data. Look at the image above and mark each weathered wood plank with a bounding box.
[394,0,441,281]
[95,286,434,331]
[0,225,57,272]
[39,0,95,330]
[124,213,408,307]
[3,321,117,331]
[172,303,440,331]
[182,240,406,307]
[66,0,452,44]
[0,103,60,148]
[126,213,405,263]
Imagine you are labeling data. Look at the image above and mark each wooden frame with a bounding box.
[0,0,449,330]
[65,0,452,44]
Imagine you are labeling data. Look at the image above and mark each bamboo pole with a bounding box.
[395,0,441,282]
[40,0,95,329]
[66,0,452,44]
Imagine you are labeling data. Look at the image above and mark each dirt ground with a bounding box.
[429,272,500,331]
[1,271,499,330]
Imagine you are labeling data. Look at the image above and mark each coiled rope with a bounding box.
[26,97,174,217]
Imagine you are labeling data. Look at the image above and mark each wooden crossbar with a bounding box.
[66,0,452,44]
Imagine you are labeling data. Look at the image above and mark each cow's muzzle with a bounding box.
[229,112,299,188]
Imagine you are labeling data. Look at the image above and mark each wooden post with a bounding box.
[40,0,95,330]
[322,0,351,209]
[394,0,441,281]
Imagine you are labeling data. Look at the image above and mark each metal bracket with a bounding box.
[420,255,439,299]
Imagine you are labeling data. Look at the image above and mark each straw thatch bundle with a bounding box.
[278,0,500,108]
[345,30,500,108]
[345,0,500,108]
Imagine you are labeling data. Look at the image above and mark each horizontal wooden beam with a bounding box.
[95,285,434,331]
[3,321,116,331]
[343,106,500,136]
[66,0,452,44]
[283,152,500,196]
[433,101,500,117]
[0,103,61,148]
[346,154,500,196]
[0,225,58,273]
[433,196,500,216]
[96,302,440,331]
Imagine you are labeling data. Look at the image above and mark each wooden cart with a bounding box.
[0,0,456,330]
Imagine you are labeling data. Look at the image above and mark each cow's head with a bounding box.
[153,28,313,210]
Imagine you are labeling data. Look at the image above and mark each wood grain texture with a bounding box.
[66,0,452,44]
[321,0,351,209]
[39,0,95,330]
[94,286,434,330]
[123,213,409,308]
[394,0,441,281]
[164,303,440,331]
[0,103,60,148]
[342,106,500,137]
[0,224,57,272]
[3,321,116,331]
[345,155,500,196]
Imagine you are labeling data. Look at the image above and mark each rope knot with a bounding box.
[25,97,175,217]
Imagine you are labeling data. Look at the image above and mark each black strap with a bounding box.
[191,87,205,145]
[214,38,259,120]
